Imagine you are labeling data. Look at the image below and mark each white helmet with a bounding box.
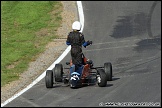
[72,21,81,30]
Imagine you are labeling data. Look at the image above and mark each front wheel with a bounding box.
[97,69,107,87]
[54,64,63,82]
[45,70,53,88]
[104,62,112,81]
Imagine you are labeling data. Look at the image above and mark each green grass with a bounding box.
[1,1,63,86]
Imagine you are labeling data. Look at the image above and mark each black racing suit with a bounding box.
[66,31,86,67]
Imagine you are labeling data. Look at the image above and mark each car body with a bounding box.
[45,54,112,88]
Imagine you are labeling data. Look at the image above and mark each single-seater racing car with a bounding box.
[45,53,112,88]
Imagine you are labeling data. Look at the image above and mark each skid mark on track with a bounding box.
[117,71,159,78]
[85,43,157,52]
[112,53,160,78]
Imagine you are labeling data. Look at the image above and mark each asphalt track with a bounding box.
[3,1,161,107]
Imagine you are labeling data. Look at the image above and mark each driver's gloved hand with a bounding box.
[87,40,92,45]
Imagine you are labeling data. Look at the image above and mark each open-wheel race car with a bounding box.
[45,54,112,88]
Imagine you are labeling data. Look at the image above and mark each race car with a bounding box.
[45,54,112,88]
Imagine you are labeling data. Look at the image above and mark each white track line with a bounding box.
[1,1,84,107]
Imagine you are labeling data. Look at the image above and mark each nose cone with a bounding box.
[70,73,80,88]
[70,79,78,88]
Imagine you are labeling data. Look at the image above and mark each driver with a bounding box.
[66,21,92,71]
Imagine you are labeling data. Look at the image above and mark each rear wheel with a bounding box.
[45,70,53,88]
[104,62,112,81]
[97,69,107,87]
[54,64,63,82]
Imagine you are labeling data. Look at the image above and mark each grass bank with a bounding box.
[1,1,63,86]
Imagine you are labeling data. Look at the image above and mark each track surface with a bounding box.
[4,1,161,107]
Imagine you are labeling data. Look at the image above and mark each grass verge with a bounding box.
[1,1,63,86]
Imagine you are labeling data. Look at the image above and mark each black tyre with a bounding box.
[97,69,107,87]
[54,64,63,82]
[104,62,112,81]
[45,70,53,88]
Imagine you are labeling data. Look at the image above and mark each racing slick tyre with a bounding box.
[104,62,112,81]
[97,69,107,87]
[54,64,63,82]
[45,70,53,88]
